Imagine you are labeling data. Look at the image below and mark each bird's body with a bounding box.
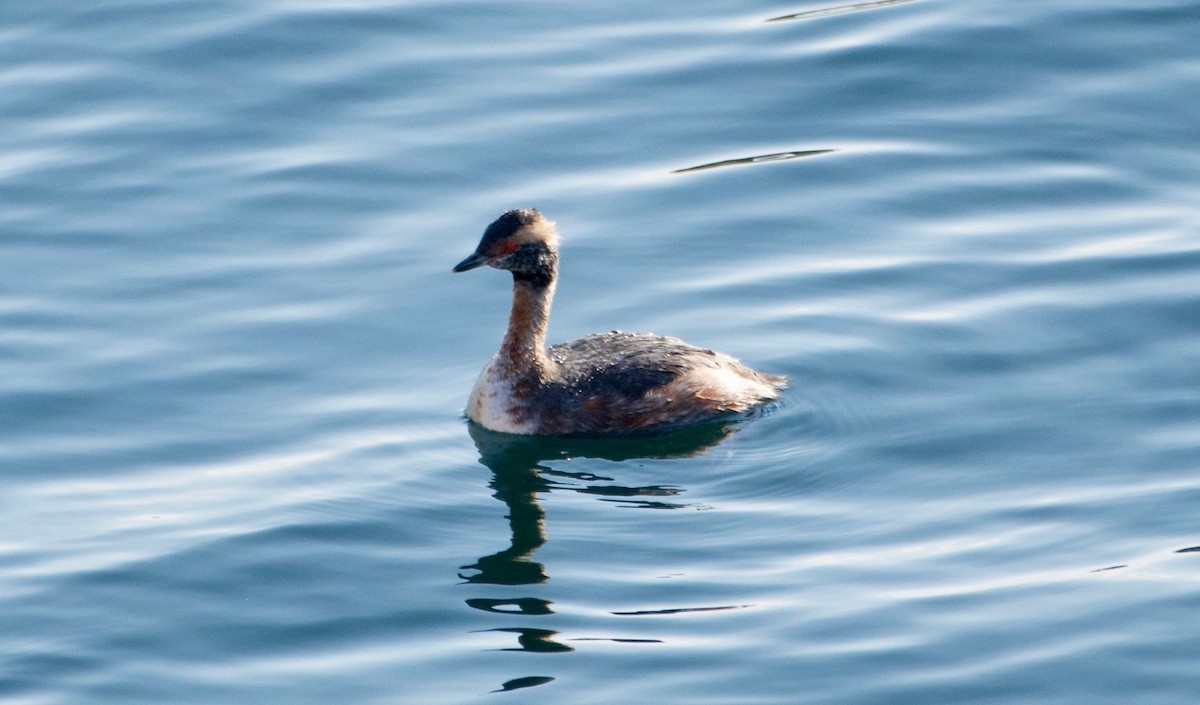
[454,209,785,435]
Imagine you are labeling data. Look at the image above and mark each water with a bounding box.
[2,0,1199,702]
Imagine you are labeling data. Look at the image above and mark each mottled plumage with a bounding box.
[454,209,786,435]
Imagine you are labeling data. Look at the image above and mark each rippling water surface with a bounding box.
[3,0,1199,702]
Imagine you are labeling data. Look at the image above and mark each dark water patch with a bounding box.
[570,637,664,644]
[466,420,741,465]
[597,498,700,510]
[481,628,574,653]
[611,604,751,616]
[671,149,835,174]
[766,0,916,23]
[490,676,555,693]
[579,484,681,498]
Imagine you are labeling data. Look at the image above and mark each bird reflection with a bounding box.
[459,420,737,590]
[483,627,575,653]
[461,421,737,642]
[457,444,553,586]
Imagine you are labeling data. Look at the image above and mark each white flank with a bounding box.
[466,358,536,434]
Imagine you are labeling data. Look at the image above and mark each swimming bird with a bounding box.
[453,208,786,435]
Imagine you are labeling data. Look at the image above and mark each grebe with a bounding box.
[453,208,786,435]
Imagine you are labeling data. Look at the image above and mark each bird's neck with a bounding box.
[499,267,557,379]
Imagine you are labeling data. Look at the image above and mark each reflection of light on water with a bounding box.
[668,253,922,292]
[1027,232,1180,262]
[895,289,1063,323]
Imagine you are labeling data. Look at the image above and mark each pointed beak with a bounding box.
[453,251,490,273]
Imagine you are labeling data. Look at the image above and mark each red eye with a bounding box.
[503,240,519,254]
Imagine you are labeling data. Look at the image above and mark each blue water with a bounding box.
[3,0,1199,702]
